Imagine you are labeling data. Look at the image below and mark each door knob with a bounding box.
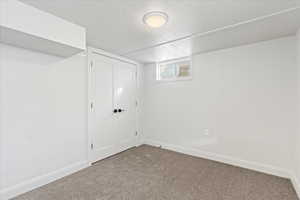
[113,109,118,113]
[118,109,125,112]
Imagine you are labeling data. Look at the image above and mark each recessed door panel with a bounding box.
[113,61,137,144]
[90,53,137,163]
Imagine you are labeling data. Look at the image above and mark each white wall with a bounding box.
[136,63,145,145]
[294,30,300,196]
[0,43,88,199]
[0,0,86,50]
[142,36,298,177]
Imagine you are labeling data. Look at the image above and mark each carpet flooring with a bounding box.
[12,145,299,200]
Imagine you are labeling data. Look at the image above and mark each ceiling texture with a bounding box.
[21,0,300,63]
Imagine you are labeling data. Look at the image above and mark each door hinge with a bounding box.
[135,131,138,136]
[135,100,138,107]
[90,61,93,71]
[91,143,94,150]
[90,102,94,110]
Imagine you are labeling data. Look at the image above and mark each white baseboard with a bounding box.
[135,137,145,147]
[1,141,298,200]
[0,161,89,200]
[291,173,300,198]
[144,139,291,178]
[89,139,138,164]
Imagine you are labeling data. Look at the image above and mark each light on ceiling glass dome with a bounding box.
[143,11,168,28]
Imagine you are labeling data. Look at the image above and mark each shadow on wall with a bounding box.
[0,43,88,198]
[143,36,297,175]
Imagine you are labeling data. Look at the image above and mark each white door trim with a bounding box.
[88,47,139,66]
[87,47,140,165]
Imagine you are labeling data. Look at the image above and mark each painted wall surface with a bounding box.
[295,30,300,191]
[142,37,297,174]
[0,0,86,50]
[137,63,145,145]
[0,43,87,196]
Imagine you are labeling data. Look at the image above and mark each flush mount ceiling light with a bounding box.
[143,11,168,28]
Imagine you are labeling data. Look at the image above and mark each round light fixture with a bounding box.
[143,11,168,28]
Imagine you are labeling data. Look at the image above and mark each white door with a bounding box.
[89,53,137,163]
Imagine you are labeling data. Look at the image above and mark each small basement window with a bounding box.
[156,58,192,81]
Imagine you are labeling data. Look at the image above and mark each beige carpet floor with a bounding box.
[12,145,299,200]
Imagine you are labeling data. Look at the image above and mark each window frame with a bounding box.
[156,57,192,82]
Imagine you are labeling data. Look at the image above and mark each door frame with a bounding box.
[87,47,140,165]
